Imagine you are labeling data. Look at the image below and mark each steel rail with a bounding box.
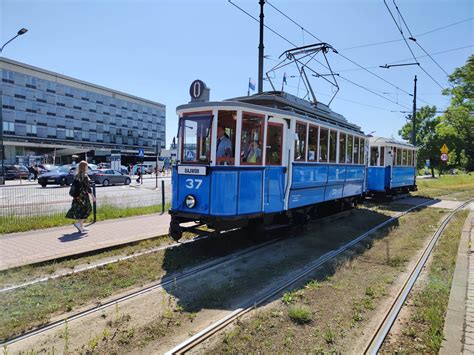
[165,200,434,354]
[1,237,282,346]
[364,198,474,354]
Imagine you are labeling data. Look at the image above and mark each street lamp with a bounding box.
[0,28,28,185]
[380,62,418,147]
[0,28,28,53]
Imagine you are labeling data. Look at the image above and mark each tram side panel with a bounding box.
[390,166,416,189]
[367,167,387,192]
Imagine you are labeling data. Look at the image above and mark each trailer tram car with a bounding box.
[367,137,417,196]
[169,81,368,241]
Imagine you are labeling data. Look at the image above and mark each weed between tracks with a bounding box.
[380,210,468,353]
[209,207,446,353]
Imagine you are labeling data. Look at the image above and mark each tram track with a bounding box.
[1,236,283,346]
[363,197,474,354]
[165,199,434,354]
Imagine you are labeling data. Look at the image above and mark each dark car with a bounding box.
[92,169,131,186]
[3,165,29,180]
[38,164,96,187]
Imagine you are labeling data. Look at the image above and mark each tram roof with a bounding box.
[369,136,416,149]
[177,91,363,134]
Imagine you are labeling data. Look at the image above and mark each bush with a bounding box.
[288,305,313,324]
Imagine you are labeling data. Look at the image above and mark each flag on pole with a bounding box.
[248,77,256,95]
[281,72,287,91]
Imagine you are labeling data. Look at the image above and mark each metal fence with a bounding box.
[0,178,171,234]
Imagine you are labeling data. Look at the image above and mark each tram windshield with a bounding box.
[179,114,212,164]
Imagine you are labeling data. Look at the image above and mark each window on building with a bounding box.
[339,133,347,164]
[308,125,318,161]
[66,129,74,138]
[266,122,283,165]
[3,122,15,133]
[347,135,353,163]
[319,127,329,162]
[329,130,337,163]
[26,124,37,135]
[353,137,360,164]
[241,112,264,165]
[294,122,307,161]
[370,147,378,166]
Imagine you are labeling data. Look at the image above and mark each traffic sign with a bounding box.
[440,153,448,162]
[440,144,449,154]
[138,148,145,158]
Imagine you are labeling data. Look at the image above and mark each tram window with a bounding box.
[308,125,318,161]
[380,146,385,166]
[266,123,283,165]
[354,137,360,164]
[347,135,353,164]
[294,122,307,161]
[396,148,402,166]
[370,147,378,166]
[339,133,347,164]
[217,110,237,165]
[407,150,413,166]
[329,130,337,163]
[180,113,212,164]
[319,128,329,162]
[241,112,264,165]
[402,149,408,166]
[360,138,365,164]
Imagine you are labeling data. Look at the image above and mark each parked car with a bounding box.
[0,165,29,180]
[3,165,29,180]
[38,164,96,187]
[37,164,59,172]
[97,163,111,169]
[92,169,131,186]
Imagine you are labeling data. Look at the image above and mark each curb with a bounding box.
[440,211,474,354]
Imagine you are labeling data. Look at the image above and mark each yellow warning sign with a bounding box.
[440,144,449,154]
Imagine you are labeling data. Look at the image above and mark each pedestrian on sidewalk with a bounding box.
[136,165,142,184]
[66,160,96,233]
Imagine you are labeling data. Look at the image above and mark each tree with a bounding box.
[399,105,440,177]
[440,55,474,170]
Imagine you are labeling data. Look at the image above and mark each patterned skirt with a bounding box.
[66,194,92,220]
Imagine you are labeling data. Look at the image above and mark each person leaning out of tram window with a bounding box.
[66,160,95,233]
[216,125,232,163]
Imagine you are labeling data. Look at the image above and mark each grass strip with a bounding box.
[414,174,474,200]
[0,203,170,234]
[210,207,446,353]
[380,210,468,353]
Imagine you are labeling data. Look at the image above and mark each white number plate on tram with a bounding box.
[177,166,207,176]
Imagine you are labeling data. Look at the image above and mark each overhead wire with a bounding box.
[341,17,473,51]
[228,0,411,109]
[383,0,445,90]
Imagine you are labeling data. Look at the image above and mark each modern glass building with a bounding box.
[0,57,165,165]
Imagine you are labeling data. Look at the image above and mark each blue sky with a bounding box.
[2,0,473,148]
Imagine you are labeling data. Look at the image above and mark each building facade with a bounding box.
[0,57,165,165]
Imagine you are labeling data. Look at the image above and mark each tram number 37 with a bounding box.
[185,178,203,189]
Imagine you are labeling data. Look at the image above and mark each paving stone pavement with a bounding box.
[464,212,474,354]
[0,213,171,270]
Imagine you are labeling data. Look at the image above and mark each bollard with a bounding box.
[161,179,165,214]
[92,181,97,223]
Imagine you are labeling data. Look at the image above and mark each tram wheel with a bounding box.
[169,220,183,241]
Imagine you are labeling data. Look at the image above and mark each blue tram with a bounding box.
[169,81,368,240]
[367,137,417,195]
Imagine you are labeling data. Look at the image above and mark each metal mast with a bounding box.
[258,0,265,93]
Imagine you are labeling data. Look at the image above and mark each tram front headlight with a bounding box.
[185,195,196,209]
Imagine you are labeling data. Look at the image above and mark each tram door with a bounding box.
[264,119,286,213]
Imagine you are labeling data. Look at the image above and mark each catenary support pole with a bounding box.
[412,75,417,146]
[161,179,165,214]
[92,182,97,223]
[258,0,265,93]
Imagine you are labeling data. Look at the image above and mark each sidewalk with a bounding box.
[440,210,474,354]
[0,213,171,271]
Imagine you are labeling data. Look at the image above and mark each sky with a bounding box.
[1,0,473,148]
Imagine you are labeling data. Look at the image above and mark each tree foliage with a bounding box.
[399,55,474,171]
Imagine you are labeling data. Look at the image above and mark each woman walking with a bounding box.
[66,161,95,233]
